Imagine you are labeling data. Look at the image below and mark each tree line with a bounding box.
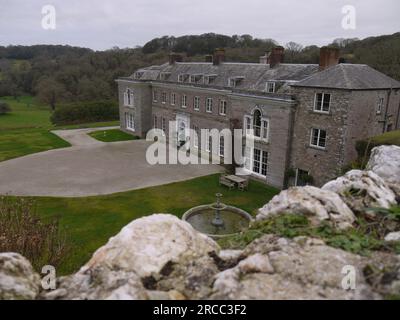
[0,32,399,109]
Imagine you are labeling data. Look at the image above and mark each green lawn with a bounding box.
[31,174,279,275]
[0,96,52,130]
[0,128,71,162]
[88,129,138,142]
[0,96,120,161]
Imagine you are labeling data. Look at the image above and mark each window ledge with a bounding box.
[308,145,327,152]
[312,110,331,115]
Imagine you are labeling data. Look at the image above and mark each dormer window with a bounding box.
[228,76,244,88]
[204,74,217,85]
[178,74,187,83]
[160,72,171,81]
[189,74,203,84]
[266,82,276,93]
[133,72,143,80]
[124,88,134,107]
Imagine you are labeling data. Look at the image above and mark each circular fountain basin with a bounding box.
[182,204,253,239]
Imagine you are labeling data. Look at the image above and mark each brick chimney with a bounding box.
[269,46,285,68]
[319,47,340,71]
[169,53,183,65]
[213,48,225,66]
[205,54,213,63]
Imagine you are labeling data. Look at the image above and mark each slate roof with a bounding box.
[126,62,400,92]
[132,62,319,93]
[292,64,400,90]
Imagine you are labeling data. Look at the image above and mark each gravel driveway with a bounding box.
[0,127,222,197]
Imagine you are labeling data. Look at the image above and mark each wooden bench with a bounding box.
[219,175,235,190]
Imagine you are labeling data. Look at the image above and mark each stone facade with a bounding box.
[116,49,400,189]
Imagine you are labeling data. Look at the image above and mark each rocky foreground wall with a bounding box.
[1,146,400,300]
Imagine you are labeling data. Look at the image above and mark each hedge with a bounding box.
[50,100,119,125]
[0,101,11,115]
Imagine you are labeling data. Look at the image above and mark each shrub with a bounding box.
[0,101,11,115]
[0,197,69,270]
[50,100,119,125]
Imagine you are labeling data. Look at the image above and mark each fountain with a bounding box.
[182,193,253,239]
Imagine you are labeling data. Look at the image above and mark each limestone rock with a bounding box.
[84,214,219,278]
[211,235,379,300]
[366,145,400,196]
[322,170,397,212]
[256,186,355,229]
[43,214,219,300]
[0,253,40,300]
[42,266,148,300]
[385,232,400,243]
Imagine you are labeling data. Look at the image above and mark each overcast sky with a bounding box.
[0,0,399,50]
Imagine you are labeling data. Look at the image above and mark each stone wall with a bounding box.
[289,87,351,186]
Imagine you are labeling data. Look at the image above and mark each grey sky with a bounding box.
[0,0,399,50]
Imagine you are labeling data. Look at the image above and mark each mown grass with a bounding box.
[0,96,120,161]
[88,129,138,142]
[22,174,279,275]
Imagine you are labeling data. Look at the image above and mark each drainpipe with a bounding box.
[396,92,400,130]
[382,88,392,134]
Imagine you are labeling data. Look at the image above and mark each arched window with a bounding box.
[253,109,262,137]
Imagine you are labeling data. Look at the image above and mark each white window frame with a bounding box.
[377,97,384,115]
[266,82,275,93]
[247,148,268,177]
[125,112,135,131]
[206,98,213,113]
[153,90,158,102]
[314,93,331,113]
[310,128,327,149]
[171,92,176,106]
[178,74,185,83]
[219,135,225,157]
[181,94,187,108]
[261,119,270,142]
[219,100,227,115]
[124,88,134,107]
[161,92,167,104]
[228,78,236,87]
[244,111,269,142]
[194,96,200,111]
[189,75,196,83]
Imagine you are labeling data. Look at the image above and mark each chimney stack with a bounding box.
[269,46,285,68]
[205,54,213,63]
[169,53,183,65]
[319,47,340,71]
[213,48,225,66]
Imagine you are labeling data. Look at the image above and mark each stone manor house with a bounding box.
[116,47,400,189]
